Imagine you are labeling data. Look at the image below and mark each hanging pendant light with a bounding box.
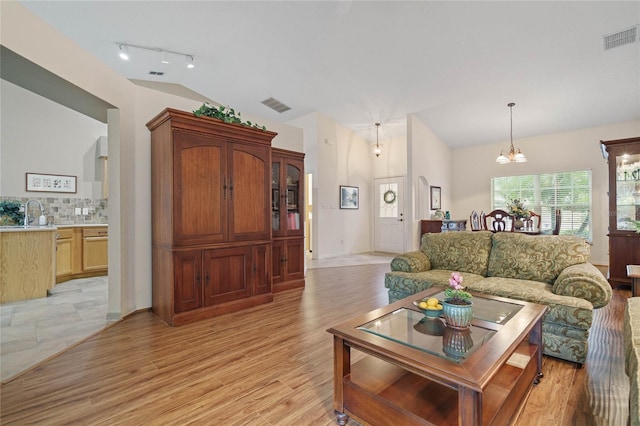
[373,123,382,157]
[496,102,527,164]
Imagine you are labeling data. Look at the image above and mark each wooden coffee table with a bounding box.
[327,287,547,425]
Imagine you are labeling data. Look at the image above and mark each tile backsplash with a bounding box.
[0,196,108,225]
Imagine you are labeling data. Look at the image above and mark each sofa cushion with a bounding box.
[487,233,590,284]
[467,276,593,331]
[421,231,493,276]
[390,251,430,273]
[385,269,485,297]
[553,263,612,309]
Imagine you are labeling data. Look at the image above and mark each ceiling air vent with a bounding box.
[149,71,165,76]
[261,97,291,113]
[603,25,638,50]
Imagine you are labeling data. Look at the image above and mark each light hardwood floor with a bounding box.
[0,264,631,425]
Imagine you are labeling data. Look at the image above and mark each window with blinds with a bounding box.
[491,170,592,241]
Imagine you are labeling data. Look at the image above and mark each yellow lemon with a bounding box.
[418,301,428,309]
[426,298,439,307]
[436,304,443,309]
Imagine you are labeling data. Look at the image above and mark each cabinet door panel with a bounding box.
[56,239,72,277]
[254,244,272,295]
[174,132,227,245]
[82,237,108,271]
[229,143,270,241]
[174,251,202,312]
[284,238,305,281]
[271,240,284,284]
[285,159,304,236]
[203,247,252,305]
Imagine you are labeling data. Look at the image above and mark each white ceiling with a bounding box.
[19,1,640,148]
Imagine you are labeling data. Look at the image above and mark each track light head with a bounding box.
[118,44,129,61]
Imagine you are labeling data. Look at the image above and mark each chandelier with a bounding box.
[373,123,382,157]
[496,102,526,164]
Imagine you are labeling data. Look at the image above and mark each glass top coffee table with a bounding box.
[327,287,547,426]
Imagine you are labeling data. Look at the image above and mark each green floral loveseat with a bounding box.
[385,231,612,365]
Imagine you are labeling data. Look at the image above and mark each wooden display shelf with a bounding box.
[343,343,538,426]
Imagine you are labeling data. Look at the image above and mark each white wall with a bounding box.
[451,120,640,265]
[407,114,453,251]
[1,80,107,198]
[289,112,374,259]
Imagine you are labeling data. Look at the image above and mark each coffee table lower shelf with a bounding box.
[341,345,538,426]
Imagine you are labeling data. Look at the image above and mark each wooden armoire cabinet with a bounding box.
[601,137,640,288]
[271,148,305,292]
[147,108,277,326]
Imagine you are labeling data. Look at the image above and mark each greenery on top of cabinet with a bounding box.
[193,103,267,131]
[0,200,23,225]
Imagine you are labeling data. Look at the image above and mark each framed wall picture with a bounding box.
[26,173,77,193]
[340,185,359,209]
[430,186,441,210]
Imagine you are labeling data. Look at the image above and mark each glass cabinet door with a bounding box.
[286,163,301,232]
[272,162,280,233]
[615,152,640,231]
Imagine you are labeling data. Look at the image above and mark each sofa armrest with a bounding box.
[390,251,431,273]
[553,263,612,308]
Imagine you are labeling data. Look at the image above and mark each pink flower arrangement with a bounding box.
[444,272,472,304]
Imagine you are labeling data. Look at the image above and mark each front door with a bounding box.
[374,177,405,253]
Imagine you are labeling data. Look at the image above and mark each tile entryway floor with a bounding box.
[0,276,113,382]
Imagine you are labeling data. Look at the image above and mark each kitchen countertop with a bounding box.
[0,224,108,233]
[56,224,108,228]
[0,226,57,233]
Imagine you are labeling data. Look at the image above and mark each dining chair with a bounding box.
[527,211,541,230]
[552,209,562,235]
[483,209,514,232]
[469,210,485,231]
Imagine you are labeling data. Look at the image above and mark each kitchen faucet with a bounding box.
[24,199,44,227]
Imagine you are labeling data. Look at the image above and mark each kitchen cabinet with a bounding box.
[82,227,108,271]
[148,108,277,326]
[271,148,305,292]
[55,228,74,278]
[1,228,56,303]
[56,226,108,283]
[601,137,640,288]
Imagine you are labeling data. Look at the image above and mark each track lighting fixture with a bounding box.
[118,44,129,61]
[116,43,195,69]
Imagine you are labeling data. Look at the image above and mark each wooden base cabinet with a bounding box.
[172,244,272,323]
[56,226,108,283]
[272,237,305,292]
[148,108,278,326]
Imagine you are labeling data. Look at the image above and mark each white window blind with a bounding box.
[491,170,592,241]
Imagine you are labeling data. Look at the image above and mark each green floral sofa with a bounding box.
[624,297,640,425]
[385,231,612,366]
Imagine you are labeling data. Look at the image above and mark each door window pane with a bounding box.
[379,183,398,218]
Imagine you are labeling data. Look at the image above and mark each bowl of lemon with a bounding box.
[414,297,443,318]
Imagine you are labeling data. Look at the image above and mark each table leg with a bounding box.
[459,387,482,425]
[530,316,544,384]
[335,411,349,425]
[333,336,350,424]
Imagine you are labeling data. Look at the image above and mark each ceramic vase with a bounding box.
[442,327,474,359]
[514,218,524,230]
[442,299,473,329]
